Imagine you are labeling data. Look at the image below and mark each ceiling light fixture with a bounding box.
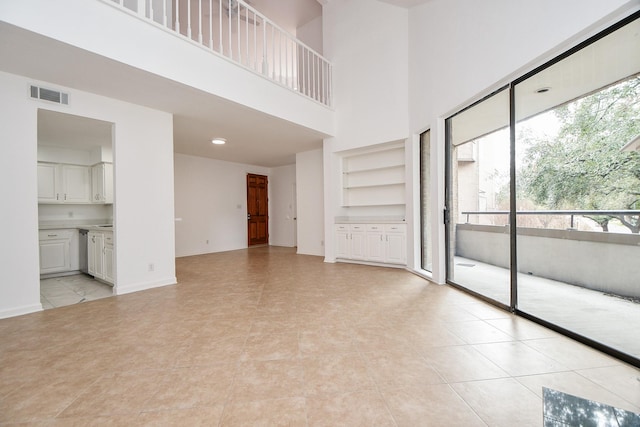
[535,87,551,94]
[211,138,226,145]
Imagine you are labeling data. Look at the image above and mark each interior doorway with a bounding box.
[247,173,269,246]
[37,109,115,309]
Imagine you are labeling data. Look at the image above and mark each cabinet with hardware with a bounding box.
[39,229,79,275]
[88,230,113,285]
[334,223,406,266]
[91,162,113,204]
[37,163,91,204]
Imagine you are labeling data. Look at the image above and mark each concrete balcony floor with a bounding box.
[452,256,640,360]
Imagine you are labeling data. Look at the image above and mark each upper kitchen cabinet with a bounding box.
[37,163,91,204]
[91,163,113,204]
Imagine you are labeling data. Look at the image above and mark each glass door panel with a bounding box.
[446,88,511,305]
[514,16,640,359]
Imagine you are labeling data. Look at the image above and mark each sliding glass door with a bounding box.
[442,13,640,365]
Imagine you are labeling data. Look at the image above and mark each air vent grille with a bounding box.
[29,85,69,105]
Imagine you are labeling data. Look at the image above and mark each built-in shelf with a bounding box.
[340,143,406,208]
[343,164,405,175]
[343,202,406,207]
[343,182,405,190]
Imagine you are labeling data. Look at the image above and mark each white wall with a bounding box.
[174,154,270,257]
[297,16,323,54]
[323,0,409,151]
[270,164,297,247]
[296,149,324,256]
[0,71,176,318]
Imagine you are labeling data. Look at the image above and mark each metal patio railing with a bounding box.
[460,209,640,230]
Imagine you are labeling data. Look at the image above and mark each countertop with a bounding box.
[334,216,405,224]
[39,220,113,231]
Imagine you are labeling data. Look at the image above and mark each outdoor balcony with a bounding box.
[451,210,640,360]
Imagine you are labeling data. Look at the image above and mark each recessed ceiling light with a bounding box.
[211,138,226,145]
[535,87,551,94]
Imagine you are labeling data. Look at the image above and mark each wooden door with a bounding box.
[247,173,269,246]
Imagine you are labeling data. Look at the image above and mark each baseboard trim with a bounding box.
[0,303,43,319]
[115,277,177,296]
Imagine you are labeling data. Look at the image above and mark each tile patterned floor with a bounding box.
[40,274,113,309]
[1,246,639,426]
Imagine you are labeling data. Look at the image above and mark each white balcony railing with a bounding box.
[104,0,332,107]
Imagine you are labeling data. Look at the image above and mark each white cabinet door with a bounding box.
[88,231,104,278]
[385,224,406,265]
[103,232,114,284]
[39,229,74,275]
[350,232,366,260]
[91,163,114,204]
[366,225,385,262]
[335,225,350,259]
[104,244,114,284]
[37,163,60,203]
[62,165,91,203]
[39,239,70,274]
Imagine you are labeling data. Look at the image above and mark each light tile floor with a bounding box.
[40,274,114,309]
[1,246,638,426]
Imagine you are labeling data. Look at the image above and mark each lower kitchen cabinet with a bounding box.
[88,230,113,285]
[39,229,76,275]
[334,223,406,266]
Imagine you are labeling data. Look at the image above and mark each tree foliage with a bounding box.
[519,77,640,233]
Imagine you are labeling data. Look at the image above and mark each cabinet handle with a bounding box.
[380,235,383,241]
[56,193,59,201]
[47,234,57,237]
[64,194,67,201]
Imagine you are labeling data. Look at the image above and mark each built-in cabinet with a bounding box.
[91,162,114,204]
[341,144,405,207]
[38,162,113,204]
[335,223,406,265]
[39,229,79,275]
[37,163,91,204]
[88,230,113,285]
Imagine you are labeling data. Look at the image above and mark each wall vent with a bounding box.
[29,85,69,105]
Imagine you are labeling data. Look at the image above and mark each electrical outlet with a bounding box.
[148,263,154,272]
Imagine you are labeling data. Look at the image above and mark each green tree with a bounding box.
[519,76,640,233]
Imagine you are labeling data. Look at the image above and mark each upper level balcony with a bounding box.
[106,0,332,107]
[0,0,335,148]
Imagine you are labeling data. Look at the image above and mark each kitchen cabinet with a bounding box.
[39,229,77,275]
[88,230,113,285]
[334,223,406,266]
[38,163,91,204]
[91,163,113,204]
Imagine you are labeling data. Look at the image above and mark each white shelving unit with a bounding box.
[341,143,406,207]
